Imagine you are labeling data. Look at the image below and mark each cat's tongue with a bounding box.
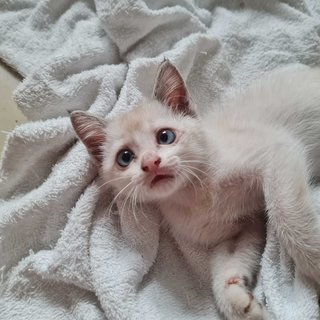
[150,174,173,187]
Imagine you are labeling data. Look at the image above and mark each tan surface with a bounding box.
[0,62,26,153]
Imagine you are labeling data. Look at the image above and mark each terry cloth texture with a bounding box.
[1,1,320,319]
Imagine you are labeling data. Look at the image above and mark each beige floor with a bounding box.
[0,62,26,153]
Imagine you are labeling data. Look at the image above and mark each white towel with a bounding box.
[1,1,320,319]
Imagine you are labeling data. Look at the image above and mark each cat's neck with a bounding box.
[159,171,212,210]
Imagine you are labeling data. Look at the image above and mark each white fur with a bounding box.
[72,65,320,320]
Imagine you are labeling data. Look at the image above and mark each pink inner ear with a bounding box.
[71,111,106,163]
[166,84,190,114]
[84,132,106,162]
[154,60,194,116]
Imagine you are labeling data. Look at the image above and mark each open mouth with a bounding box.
[150,174,174,188]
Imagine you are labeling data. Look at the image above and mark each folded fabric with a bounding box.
[1,1,320,319]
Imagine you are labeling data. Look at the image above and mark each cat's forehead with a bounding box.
[110,101,171,137]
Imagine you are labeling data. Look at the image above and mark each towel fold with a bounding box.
[1,1,320,319]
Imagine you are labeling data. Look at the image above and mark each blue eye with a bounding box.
[117,149,134,167]
[157,129,176,145]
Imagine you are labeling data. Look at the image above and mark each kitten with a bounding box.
[71,61,320,320]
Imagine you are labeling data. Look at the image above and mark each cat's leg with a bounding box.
[211,219,267,320]
[262,138,320,284]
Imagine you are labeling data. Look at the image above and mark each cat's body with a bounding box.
[163,67,320,247]
[160,162,263,246]
[71,62,320,320]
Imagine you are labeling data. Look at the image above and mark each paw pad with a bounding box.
[227,276,241,285]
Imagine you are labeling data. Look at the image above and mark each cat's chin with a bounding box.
[142,174,183,201]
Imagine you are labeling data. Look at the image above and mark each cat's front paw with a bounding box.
[222,277,267,320]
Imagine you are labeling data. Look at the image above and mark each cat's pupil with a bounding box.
[122,151,131,162]
[160,132,168,142]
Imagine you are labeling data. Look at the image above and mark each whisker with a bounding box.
[178,168,198,197]
[97,176,127,191]
[107,180,135,216]
[180,164,209,176]
[180,165,206,189]
[180,163,209,176]
[131,188,138,224]
[131,187,146,232]
[121,186,146,231]
[180,152,207,159]
[131,188,140,226]
[120,185,135,216]
[180,160,209,165]
[181,157,207,162]
[137,192,160,227]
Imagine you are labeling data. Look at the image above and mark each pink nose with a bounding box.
[141,152,161,173]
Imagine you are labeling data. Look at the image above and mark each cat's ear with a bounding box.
[70,111,107,164]
[153,60,195,116]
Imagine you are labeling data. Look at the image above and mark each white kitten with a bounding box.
[71,61,320,320]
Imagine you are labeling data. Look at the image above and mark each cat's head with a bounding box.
[71,60,206,202]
